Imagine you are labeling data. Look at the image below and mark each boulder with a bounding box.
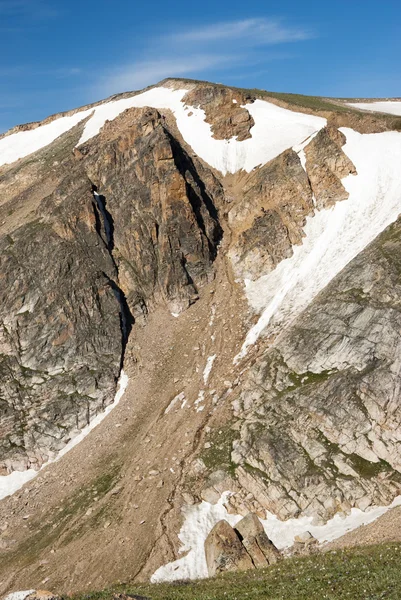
[204,519,254,577]
[235,513,280,566]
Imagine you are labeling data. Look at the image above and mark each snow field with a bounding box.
[0,109,93,168]
[347,101,401,116]
[0,87,326,175]
[151,491,401,582]
[0,371,129,501]
[236,128,401,361]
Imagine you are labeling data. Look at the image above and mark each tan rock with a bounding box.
[235,513,280,566]
[26,591,60,600]
[204,519,254,577]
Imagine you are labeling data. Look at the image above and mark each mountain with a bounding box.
[0,79,401,595]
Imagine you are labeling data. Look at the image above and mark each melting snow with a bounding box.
[3,591,36,600]
[79,89,325,174]
[0,87,326,175]
[236,128,401,360]
[165,392,185,414]
[347,101,401,116]
[151,491,401,582]
[0,109,93,168]
[0,371,129,501]
[203,354,216,384]
[293,130,319,172]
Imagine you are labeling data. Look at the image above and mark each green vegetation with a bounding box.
[347,453,394,480]
[1,463,122,569]
[201,426,239,477]
[67,543,401,599]
[288,369,336,389]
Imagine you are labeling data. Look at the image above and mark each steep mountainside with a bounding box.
[1,80,401,595]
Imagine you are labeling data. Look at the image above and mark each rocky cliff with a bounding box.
[1,79,401,594]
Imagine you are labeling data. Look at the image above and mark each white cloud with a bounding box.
[95,55,233,96]
[93,17,314,97]
[171,18,312,45]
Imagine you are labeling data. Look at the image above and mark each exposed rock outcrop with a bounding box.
[183,86,255,141]
[0,105,224,473]
[304,126,357,209]
[204,514,280,576]
[205,519,254,576]
[228,218,401,522]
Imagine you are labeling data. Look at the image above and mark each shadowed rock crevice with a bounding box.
[91,184,134,365]
[92,185,115,252]
[166,130,223,259]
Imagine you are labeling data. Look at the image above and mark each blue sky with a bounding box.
[0,0,400,132]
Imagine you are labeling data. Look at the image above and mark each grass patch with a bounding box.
[288,369,336,389]
[200,426,239,477]
[1,463,121,569]
[67,542,401,599]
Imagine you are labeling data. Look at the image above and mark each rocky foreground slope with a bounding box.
[0,80,401,594]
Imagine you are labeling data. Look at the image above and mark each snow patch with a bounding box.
[347,101,401,116]
[3,591,35,600]
[1,87,325,175]
[151,491,401,582]
[151,492,240,582]
[0,110,93,167]
[165,392,185,414]
[203,354,216,384]
[0,371,129,501]
[236,128,401,360]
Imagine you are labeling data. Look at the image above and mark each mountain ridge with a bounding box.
[1,78,401,595]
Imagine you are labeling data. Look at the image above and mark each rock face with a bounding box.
[228,149,314,280]
[0,104,224,473]
[183,86,255,141]
[0,141,122,472]
[229,218,401,522]
[204,514,279,576]
[205,519,254,576]
[81,107,223,317]
[304,126,356,209]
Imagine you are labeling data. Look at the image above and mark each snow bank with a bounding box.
[3,591,35,600]
[347,101,401,116]
[1,86,325,175]
[151,492,241,582]
[79,89,325,174]
[0,109,93,167]
[236,128,401,360]
[0,371,129,501]
[151,491,401,582]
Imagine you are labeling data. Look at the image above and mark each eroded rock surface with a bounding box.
[235,513,280,566]
[227,218,401,522]
[0,105,224,473]
[304,126,357,209]
[204,514,280,576]
[183,86,255,141]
